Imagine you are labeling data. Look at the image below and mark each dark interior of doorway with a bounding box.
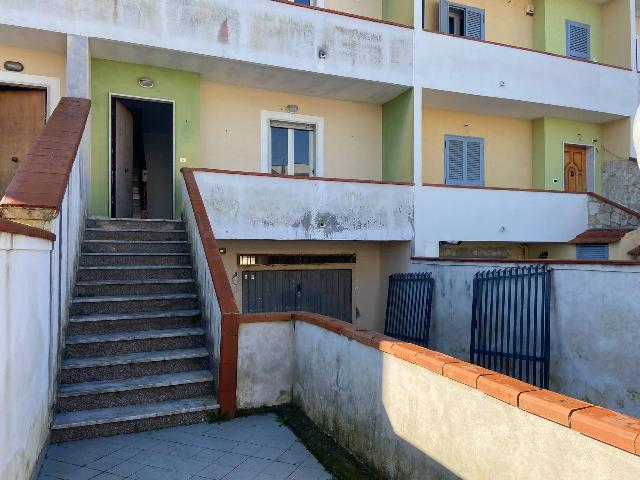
[111,97,173,219]
[0,84,47,196]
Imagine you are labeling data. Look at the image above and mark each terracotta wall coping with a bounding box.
[189,168,414,187]
[238,311,640,456]
[271,0,414,29]
[410,257,640,267]
[421,29,633,72]
[0,98,91,213]
[0,218,55,242]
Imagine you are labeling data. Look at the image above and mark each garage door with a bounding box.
[242,269,352,322]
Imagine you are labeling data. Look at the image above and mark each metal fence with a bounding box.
[471,265,551,388]
[384,273,434,348]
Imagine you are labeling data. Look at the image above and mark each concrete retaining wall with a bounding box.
[236,317,640,479]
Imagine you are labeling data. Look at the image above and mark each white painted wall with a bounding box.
[182,178,222,388]
[0,233,53,480]
[416,31,637,119]
[407,259,640,418]
[414,186,589,254]
[236,320,640,478]
[237,322,294,409]
[0,0,413,88]
[194,171,414,241]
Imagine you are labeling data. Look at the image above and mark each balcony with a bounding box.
[416,31,636,119]
[190,169,414,241]
[1,0,414,96]
[414,185,589,254]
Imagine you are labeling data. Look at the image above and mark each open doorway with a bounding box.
[0,84,47,196]
[110,95,173,219]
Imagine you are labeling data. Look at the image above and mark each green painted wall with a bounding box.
[382,89,413,183]
[382,0,413,26]
[534,0,601,59]
[90,59,200,218]
[532,117,602,192]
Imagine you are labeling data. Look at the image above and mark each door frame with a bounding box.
[108,92,176,218]
[0,71,60,118]
[561,142,596,192]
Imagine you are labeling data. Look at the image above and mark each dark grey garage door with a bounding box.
[242,269,352,322]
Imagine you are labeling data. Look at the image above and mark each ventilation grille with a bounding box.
[576,244,608,260]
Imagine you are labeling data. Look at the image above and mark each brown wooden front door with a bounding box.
[0,88,46,195]
[113,99,134,218]
[564,145,587,193]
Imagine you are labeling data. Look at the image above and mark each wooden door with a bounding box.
[0,89,46,195]
[564,145,587,193]
[114,100,134,218]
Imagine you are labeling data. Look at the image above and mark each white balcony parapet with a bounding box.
[415,185,590,254]
[416,31,636,119]
[0,0,414,89]
[192,170,414,241]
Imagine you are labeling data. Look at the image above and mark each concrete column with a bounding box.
[66,34,91,210]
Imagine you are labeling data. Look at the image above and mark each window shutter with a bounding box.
[439,0,450,33]
[445,137,465,184]
[576,244,608,260]
[465,6,485,40]
[566,20,590,59]
[465,138,484,185]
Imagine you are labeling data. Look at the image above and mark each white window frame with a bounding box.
[289,0,325,7]
[261,110,324,177]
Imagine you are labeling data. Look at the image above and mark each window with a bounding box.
[576,244,609,260]
[444,135,484,186]
[439,1,485,40]
[566,20,591,60]
[261,111,324,177]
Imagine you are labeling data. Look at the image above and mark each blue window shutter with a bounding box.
[439,0,450,33]
[445,135,484,186]
[465,6,485,40]
[566,20,590,59]
[576,244,608,260]
[465,138,484,186]
[445,136,465,184]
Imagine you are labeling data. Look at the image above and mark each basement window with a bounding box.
[576,244,609,260]
[238,254,356,266]
[262,111,324,177]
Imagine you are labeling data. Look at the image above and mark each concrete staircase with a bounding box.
[51,218,219,442]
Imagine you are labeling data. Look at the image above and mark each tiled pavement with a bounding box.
[38,414,333,480]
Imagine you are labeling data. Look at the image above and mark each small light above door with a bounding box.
[138,77,154,88]
[3,60,24,72]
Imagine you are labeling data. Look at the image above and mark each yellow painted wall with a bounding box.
[612,229,640,260]
[200,81,382,180]
[602,118,632,164]
[440,242,528,259]
[216,240,387,331]
[0,44,66,95]
[601,0,632,68]
[423,0,534,49]
[325,0,382,19]
[527,243,577,260]
[422,108,533,188]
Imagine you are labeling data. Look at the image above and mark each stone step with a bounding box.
[75,279,196,297]
[51,396,219,442]
[84,228,187,241]
[70,294,198,315]
[77,265,194,282]
[82,240,190,254]
[67,310,201,336]
[65,328,205,359]
[80,253,191,267]
[61,348,209,384]
[86,218,184,231]
[57,371,214,412]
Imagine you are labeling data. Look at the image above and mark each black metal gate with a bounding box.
[242,269,352,322]
[471,265,551,388]
[384,273,434,348]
